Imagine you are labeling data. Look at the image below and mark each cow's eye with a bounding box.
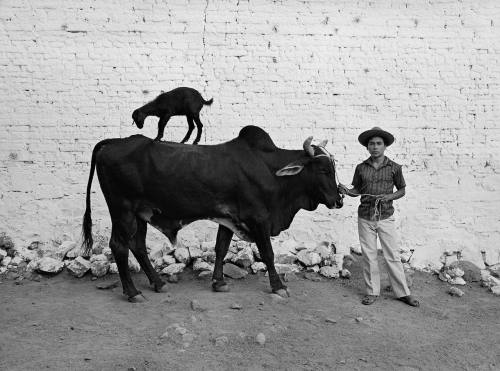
[319,168,330,174]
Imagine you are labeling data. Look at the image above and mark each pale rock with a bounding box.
[200,241,214,252]
[0,249,7,261]
[109,262,118,274]
[26,259,39,272]
[190,299,208,312]
[44,241,76,261]
[90,256,109,277]
[490,286,500,296]
[0,267,6,274]
[193,258,213,272]
[319,266,340,278]
[223,263,248,279]
[11,256,23,266]
[275,252,296,265]
[224,251,235,262]
[280,239,299,253]
[197,271,212,280]
[152,257,165,269]
[400,249,413,263]
[446,267,464,278]
[66,246,83,259]
[439,271,451,282]
[188,246,203,260]
[201,250,216,263]
[314,241,333,260]
[128,255,141,272]
[307,265,320,273]
[232,246,254,268]
[449,277,466,285]
[37,257,64,274]
[448,287,464,297]
[148,244,165,261]
[274,264,300,275]
[214,336,229,346]
[255,333,266,345]
[251,244,261,260]
[2,256,12,267]
[67,256,91,278]
[161,263,186,276]
[163,255,176,266]
[162,241,174,255]
[340,268,351,279]
[297,250,322,267]
[251,262,267,273]
[174,247,191,264]
[482,274,500,288]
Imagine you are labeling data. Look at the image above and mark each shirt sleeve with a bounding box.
[393,165,406,190]
[352,165,362,190]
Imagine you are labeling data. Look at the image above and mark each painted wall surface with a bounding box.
[1,0,499,269]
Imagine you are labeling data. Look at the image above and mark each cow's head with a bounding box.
[132,108,146,129]
[275,137,344,209]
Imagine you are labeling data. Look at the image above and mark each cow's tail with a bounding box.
[203,97,214,106]
[82,139,112,256]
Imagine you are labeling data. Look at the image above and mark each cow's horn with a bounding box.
[303,136,314,157]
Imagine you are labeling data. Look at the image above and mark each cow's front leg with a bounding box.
[212,225,233,292]
[252,223,289,298]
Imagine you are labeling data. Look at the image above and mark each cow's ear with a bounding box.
[276,161,304,176]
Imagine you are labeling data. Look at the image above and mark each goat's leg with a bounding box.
[180,116,195,144]
[154,115,171,141]
[192,113,204,145]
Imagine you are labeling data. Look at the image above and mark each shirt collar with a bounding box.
[363,156,390,168]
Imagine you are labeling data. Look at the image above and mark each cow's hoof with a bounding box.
[273,288,290,298]
[153,280,167,293]
[128,293,148,303]
[212,282,230,292]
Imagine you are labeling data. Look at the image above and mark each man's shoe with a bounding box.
[397,295,420,307]
[361,295,378,305]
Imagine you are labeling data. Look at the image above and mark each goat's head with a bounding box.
[132,109,146,129]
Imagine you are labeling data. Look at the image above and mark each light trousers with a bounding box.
[358,216,411,297]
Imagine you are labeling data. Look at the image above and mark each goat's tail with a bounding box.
[203,97,214,106]
[81,139,112,256]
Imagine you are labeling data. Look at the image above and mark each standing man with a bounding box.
[339,127,419,307]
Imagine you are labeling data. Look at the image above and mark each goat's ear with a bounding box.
[318,139,328,148]
[276,160,305,176]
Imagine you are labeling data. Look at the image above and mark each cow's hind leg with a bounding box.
[129,218,166,293]
[109,224,142,301]
[212,225,233,292]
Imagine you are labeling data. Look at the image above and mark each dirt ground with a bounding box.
[0,258,498,371]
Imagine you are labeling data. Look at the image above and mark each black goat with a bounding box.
[132,87,213,144]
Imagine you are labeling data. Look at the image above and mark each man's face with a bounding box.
[367,136,386,158]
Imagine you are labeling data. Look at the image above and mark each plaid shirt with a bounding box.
[352,156,406,221]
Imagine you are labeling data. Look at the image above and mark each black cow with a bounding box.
[82,126,343,301]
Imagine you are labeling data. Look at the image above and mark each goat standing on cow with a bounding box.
[132,87,213,144]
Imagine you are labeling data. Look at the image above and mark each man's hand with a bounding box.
[338,183,349,195]
[376,194,392,203]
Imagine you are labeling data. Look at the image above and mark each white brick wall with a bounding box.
[1,0,499,269]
